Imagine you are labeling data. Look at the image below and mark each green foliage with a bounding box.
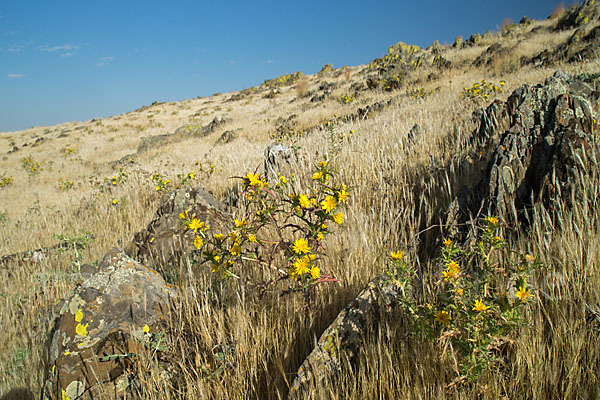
[54,230,95,270]
[338,94,356,104]
[387,217,547,385]
[58,179,75,191]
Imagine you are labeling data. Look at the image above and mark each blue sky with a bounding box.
[1,1,559,132]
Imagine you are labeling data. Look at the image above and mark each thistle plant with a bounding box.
[387,216,546,385]
[184,160,349,309]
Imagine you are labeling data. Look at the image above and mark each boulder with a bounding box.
[42,248,176,399]
[126,187,229,271]
[289,276,407,398]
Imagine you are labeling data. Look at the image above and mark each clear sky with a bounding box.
[1,1,559,132]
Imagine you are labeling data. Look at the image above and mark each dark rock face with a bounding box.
[473,70,598,223]
[473,43,511,68]
[215,129,237,145]
[42,248,176,399]
[126,187,229,271]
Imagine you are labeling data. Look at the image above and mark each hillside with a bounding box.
[1,2,600,399]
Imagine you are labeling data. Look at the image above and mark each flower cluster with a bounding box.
[58,179,75,191]
[151,173,172,192]
[461,79,505,102]
[0,173,13,188]
[105,168,128,187]
[409,87,430,99]
[62,145,76,157]
[21,156,43,176]
[338,94,356,104]
[191,161,350,305]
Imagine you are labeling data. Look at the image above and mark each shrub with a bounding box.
[461,79,505,103]
[21,156,43,176]
[187,161,350,308]
[387,216,547,384]
[0,172,14,188]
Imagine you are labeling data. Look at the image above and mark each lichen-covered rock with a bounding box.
[263,143,296,182]
[42,248,176,399]
[126,186,229,271]
[448,70,599,226]
[288,276,407,398]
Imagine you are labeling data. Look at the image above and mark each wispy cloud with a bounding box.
[39,43,80,58]
[39,44,79,52]
[7,73,24,79]
[264,59,275,64]
[7,44,24,52]
[96,56,115,67]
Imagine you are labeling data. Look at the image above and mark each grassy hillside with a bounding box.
[1,3,599,398]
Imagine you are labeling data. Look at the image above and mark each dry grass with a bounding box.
[1,13,599,399]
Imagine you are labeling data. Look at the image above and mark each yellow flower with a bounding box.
[494,236,503,242]
[316,232,324,241]
[318,160,328,168]
[486,216,499,225]
[472,299,490,312]
[434,310,451,326]
[443,238,452,247]
[248,234,257,243]
[390,251,404,261]
[516,286,533,302]
[229,243,241,256]
[188,219,204,233]
[293,257,310,276]
[456,288,464,296]
[244,172,261,187]
[309,266,320,280]
[194,235,203,250]
[112,199,118,205]
[213,233,224,240]
[143,324,150,334]
[321,223,328,230]
[292,238,310,254]
[337,185,348,203]
[332,212,344,225]
[312,171,323,180]
[321,196,338,213]
[299,194,311,208]
[178,210,189,220]
[234,218,246,228]
[525,254,535,263]
[279,175,287,184]
[442,260,460,281]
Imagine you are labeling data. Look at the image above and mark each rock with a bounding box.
[263,143,296,182]
[42,248,176,399]
[174,116,228,138]
[453,70,599,225]
[407,124,422,145]
[519,16,532,26]
[289,276,407,398]
[126,187,229,271]
[473,43,511,68]
[215,129,237,145]
[318,64,334,76]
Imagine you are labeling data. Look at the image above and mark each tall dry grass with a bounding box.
[0,14,599,399]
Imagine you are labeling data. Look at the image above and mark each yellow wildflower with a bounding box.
[143,324,150,334]
[194,235,203,250]
[293,257,310,276]
[229,243,241,256]
[112,199,118,205]
[312,171,323,180]
[333,212,344,225]
[525,254,535,263]
[244,172,261,187]
[234,218,246,228]
[390,251,404,261]
[213,233,224,240]
[321,196,338,213]
[188,219,204,233]
[248,234,257,243]
[434,310,451,326]
[279,174,287,184]
[516,286,533,302]
[299,194,311,208]
[309,266,320,280]
[318,160,328,168]
[292,238,310,254]
[486,216,499,225]
[337,185,348,203]
[178,210,189,220]
[316,232,324,241]
[443,238,452,247]
[456,288,464,296]
[472,299,490,312]
[442,260,460,281]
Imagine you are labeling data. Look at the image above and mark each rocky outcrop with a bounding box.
[126,187,229,271]
[289,276,408,397]
[42,248,176,399]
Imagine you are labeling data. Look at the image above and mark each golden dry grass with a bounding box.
[1,14,599,399]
